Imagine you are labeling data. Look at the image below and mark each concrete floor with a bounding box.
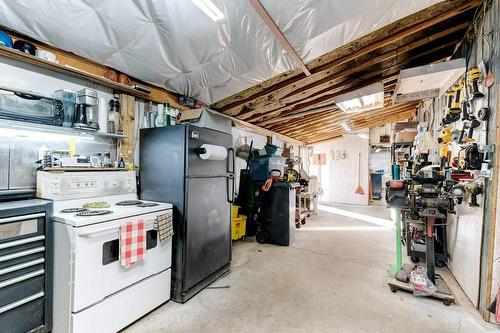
[124,204,497,333]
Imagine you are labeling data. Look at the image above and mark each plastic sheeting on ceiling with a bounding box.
[0,0,441,104]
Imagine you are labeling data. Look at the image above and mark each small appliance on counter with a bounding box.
[140,124,234,303]
[107,99,120,134]
[0,192,53,333]
[0,86,64,126]
[37,171,173,333]
[75,88,99,130]
[54,89,76,127]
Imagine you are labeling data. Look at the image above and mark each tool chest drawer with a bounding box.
[0,295,45,333]
[0,272,44,308]
[0,199,53,333]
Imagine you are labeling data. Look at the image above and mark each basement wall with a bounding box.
[311,131,370,205]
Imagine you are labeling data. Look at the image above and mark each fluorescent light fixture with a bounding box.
[358,133,369,139]
[393,58,466,103]
[192,0,225,22]
[336,82,384,114]
[340,121,352,132]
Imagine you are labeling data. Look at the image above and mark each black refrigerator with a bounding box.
[139,124,234,303]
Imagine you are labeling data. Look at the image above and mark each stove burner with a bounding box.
[137,202,159,207]
[115,200,143,206]
[60,208,88,213]
[75,210,113,217]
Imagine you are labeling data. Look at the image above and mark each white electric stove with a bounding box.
[37,171,173,333]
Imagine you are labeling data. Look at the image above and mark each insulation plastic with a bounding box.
[0,0,440,104]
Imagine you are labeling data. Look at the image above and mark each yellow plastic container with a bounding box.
[232,205,239,217]
[232,215,247,241]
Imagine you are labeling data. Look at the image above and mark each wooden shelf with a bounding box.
[0,119,126,139]
[0,45,151,100]
[42,167,128,172]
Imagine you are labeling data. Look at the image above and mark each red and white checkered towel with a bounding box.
[120,219,146,268]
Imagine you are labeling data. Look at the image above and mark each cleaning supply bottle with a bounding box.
[155,103,164,127]
[118,154,125,168]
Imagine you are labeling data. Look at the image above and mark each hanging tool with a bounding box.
[355,152,364,195]
[450,84,463,112]
[477,107,490,121]
[465,182,483,207]
[437,126,453,167]
[461,100,471,121]
[466,67,484,98]
[460,144,483,170]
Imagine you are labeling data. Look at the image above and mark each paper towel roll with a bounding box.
[98,97,108,133]
[199,144,227,160]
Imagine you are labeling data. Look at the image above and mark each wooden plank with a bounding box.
[120,94,136,166]
[481,84,500,319]
[248,0,310,76]
[3,32,185,108]
[387,277,454,304]
[229,24,467,119]
[211,0,478,112]
[212,111,303,146]
[297,107,416,139]
[274,102,416,135]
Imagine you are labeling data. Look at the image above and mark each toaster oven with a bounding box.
[0,87,64,126]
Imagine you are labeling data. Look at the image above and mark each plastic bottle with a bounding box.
[155,104,164,127]
[118,154,125,168]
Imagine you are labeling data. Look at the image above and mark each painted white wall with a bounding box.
[232,127,267,193]
[310,131,370,205]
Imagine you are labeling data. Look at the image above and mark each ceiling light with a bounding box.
[358,133,369,139]
[375,147,381,153]
[340,121,352,132]
[393,58,466,103]
[192,0,225,22]
[336,83,384,114]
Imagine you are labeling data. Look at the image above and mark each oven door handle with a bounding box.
[78,221,155,238]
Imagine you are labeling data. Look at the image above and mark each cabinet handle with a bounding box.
[0,292,44,314]
[0,235,45,250]
[0,258,45,276]
[0,246,45,263]
[0,269,44,289]
[0,213,44,224]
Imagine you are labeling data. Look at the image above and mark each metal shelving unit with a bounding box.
[0,119,126,139]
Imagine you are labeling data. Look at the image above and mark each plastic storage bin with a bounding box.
[232,215,247,241]
[249,156,286,181]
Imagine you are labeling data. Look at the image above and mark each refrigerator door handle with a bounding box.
[227,174,235,203]
[227,148,235,174]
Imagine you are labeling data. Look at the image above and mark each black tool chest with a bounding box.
[0,199,52,333]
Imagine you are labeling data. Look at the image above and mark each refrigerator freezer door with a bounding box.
[187,126,233,177]
[184,176,231,290]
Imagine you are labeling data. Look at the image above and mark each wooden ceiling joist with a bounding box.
[211,0,477,111]
[209,0,478,143]
[248,0,311,76]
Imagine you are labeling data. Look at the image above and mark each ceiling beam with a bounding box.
[212,0,478,112]
[230,23,468,119]
[248,0,311,76]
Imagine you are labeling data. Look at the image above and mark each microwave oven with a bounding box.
[0,87,64,126]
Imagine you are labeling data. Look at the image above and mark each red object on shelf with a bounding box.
[451,172,473,180]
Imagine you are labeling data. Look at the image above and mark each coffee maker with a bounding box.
[74,88,99,130]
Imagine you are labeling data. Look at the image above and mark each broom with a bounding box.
[355,152,365,195]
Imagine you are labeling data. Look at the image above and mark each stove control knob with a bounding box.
[112,180,118,187]
[52,178,59,185]
[52,187,59,194]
